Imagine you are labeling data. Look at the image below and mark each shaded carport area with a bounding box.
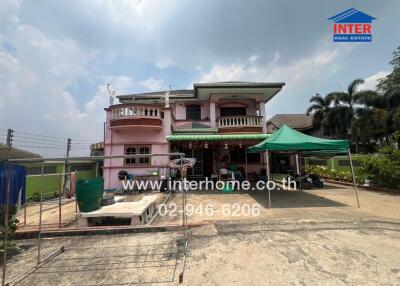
[246,124,360,209]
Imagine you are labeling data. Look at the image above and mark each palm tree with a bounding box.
[306,93,336,137]
[326,79,377,152]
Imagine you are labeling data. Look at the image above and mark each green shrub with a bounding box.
[306,163,366,184]
[362,146,400,188]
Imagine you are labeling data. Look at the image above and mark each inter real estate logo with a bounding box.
[329,8,376,42]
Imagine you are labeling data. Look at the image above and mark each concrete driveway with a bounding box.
[4,184,400,285]
[4,219,400,285]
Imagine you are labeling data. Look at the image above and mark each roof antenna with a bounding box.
[107,83,116,106]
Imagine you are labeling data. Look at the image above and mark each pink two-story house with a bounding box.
[103,82,284,188]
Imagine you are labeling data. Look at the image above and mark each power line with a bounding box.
[70,138,101,142]
[13,135,66,144]
[2,128,101,144]
[13,145,66,150]
[12,130,67,140]
[71,143,92,146]
[12,138,66,147]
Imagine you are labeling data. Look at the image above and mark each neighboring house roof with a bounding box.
[328,8,376,23]
[90,142,105,150]
[90,142,104,157]
[173,122,217,134]
[0,143,41,162]
[267,114,314,130]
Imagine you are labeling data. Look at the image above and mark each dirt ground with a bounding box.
[3,219,400,285]
[4,184,400,285]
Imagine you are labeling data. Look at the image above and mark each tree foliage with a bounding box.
[306,47,400,152]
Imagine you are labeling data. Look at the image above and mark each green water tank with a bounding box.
[76,177,104,212]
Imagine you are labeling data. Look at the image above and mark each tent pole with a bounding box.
[266,151,271,209]
[245,150,248,180]
[299,153,302,191]
[37,161,44,264]
[347,148,360,208]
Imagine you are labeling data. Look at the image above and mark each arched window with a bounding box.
[186,104,201,120]
[125,145,151,165]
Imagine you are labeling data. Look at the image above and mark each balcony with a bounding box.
[217,115,263,133]
[109,106,162,129]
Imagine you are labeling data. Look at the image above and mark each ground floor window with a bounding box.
[125,145,150,165]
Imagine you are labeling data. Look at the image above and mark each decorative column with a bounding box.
[163,107,172,138]
[259,101,267,133]
[161,107,172,168]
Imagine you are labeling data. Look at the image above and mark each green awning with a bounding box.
[247,124,349,153]
[167,133,270,141]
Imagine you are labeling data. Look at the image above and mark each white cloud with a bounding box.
[0,1,101,155]
[140,76,163,91]
[248,55,259,63]
[0,51,36,99]
[358,71,390,90]
[197,47,344,86]
[155,58,174,69]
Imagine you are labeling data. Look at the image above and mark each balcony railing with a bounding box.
[111,106,161,119]
[217,115,263,128]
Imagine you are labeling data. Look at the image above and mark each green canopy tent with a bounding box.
[247,125,360,208]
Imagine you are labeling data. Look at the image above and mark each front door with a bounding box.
[183,147,203,178]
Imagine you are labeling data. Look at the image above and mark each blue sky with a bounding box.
[0,0,399,155]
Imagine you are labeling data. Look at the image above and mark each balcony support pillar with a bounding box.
[210,102,216,127]
[259,102,267,133]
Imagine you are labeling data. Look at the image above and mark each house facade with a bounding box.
[103,82,284,188]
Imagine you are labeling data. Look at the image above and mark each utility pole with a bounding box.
[6,128,14,147]
[66,138,71,163]
[59,138,72,227]
[62,138,71,181]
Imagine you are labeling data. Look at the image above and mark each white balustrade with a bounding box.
[217,116,262,128]
[111,106,161,119]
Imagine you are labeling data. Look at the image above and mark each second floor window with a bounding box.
[125,145,150,165]
[186,104,201,120]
